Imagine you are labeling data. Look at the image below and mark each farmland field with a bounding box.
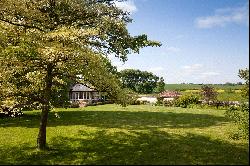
[163,84,246,102]
[0,104,248,165]
[165,84,244,91]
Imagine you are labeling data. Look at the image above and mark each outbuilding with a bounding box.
[159,90,182,101]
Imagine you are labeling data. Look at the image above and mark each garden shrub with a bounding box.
[140,100,150,105]
[174,94,200,108]
[163,100,175,107]
[70,101,80,108]
[104,100,115,104]
[225,103,249,140]
[130,100,141,105]
[155,97,163,106]
[116,88,139,107]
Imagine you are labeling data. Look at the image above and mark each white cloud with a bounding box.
[181,64,221,78]
[180,63,221,83]
[182,64,203,73]
[195,3,249,28]
[114,0,137,14]
[200,72,220,76]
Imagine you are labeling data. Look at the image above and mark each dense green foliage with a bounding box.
[116,88,139,107]
[119,69,160,94]
[225,68,249,140]
[173,94,200,108]
[155,77,165,93]
[238,68,249,100]
[0,105,248,165]
[225,103,249,140]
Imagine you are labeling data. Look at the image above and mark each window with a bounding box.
[75,92,79,100]
[83,92,86,99]
[86,92,89,99]
[79,92,83,99]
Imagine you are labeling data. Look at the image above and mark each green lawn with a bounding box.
[0,104,249,165]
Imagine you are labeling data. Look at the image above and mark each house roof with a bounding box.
[159,90,181,98]
[70,83,98,92]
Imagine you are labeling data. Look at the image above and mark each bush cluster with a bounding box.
[70,101,80,108]
[155,97,164,106]
[225,103,249,140]
[173,94,200,108]
[163,100,175,107]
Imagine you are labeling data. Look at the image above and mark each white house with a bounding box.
[69,83,106,105]
[137,96,158,104]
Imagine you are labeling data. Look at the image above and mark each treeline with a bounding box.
[118,69,165,94]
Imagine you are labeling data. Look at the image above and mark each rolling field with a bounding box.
[0,104,248,165]
[165,84,244,91]
[164,84,246,101]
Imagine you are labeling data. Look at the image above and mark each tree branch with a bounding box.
[0,18,46,32]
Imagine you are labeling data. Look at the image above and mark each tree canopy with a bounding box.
[200,85,218,103]
[119,69,162,94]
[156,77,165,93]
[0,0,161,149]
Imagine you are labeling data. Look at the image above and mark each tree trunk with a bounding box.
[37,64,53,150]
[37,107,49,150]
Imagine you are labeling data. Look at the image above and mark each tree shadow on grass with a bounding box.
[0,110,230,129]
[0,129,248,165]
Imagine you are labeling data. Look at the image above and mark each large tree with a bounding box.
[156,77,165,93]
[0,0,161,149]
[119,69,160,94]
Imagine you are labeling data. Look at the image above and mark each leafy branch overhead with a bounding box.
[0,0,161,61]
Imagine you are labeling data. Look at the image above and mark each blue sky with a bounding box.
[110,0,249,84]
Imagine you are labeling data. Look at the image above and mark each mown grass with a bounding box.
[0,104,249,165]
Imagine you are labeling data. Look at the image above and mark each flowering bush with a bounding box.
[0,106,23,118]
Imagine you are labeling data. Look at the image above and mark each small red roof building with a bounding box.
[159,90,182,98]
